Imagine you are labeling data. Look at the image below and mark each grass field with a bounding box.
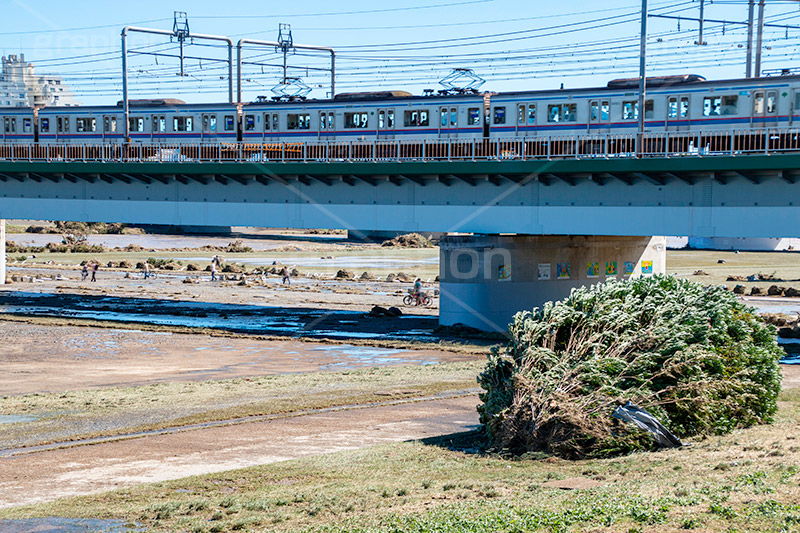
[2,386,798,532]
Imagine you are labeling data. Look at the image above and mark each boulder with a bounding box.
[786,287,800,297]
[733,285,746,295]
[768,285,786,296]
[336,269,355,279]
[750,287,764,296]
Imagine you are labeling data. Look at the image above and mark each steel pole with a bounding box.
[755,0,766,78]
[637,0,647,152]
[0,219,5,286]
[122,28,129,141]
[746,0,755,77]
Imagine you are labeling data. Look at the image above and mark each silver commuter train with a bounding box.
[2,74,800,144]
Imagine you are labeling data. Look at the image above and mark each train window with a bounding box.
[795,92,800,111]
[58,117,70,133]
[601,101,609,121]
[3,117,10,133]
[23,118,31,133]
[385,111,393,128]
[378,111,384,129]
[518,105,525,125]
[547,103,577,123]
[528,105,536,124]
[129,117,144,133]
[245,115,256,131]
[153,116,166,133]
[173,117,193,132]
[767,91,777,113]
[450,108,457,126]
[320,111,328,130]
[493,107,506,124]
[76,118,96,132]
[590,101,599,121]
[680,97,689,118]
[345,112,369,128]
[754,92,764,114]
[703,95,738,116]
[272,114,279,131]
[441,109,448,127]
[103,117,116,133]
[468,107,481,125]
[40,118,49,132]
[622,100,653,120]
[668,98,678,119]
[209,116,217,132]
[404,110,429,127]
[224,116,235,131]
[288,113,311,130]
[328,113,335,130]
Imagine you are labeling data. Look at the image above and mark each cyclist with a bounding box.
[413,278,423,305]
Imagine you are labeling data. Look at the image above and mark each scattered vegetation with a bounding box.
[478,276,784,458]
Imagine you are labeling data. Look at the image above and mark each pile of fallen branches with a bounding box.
[478,276,783,459]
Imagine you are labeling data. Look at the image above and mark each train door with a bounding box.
[515,103,536,137]
[318,111,335,140]
[377,108,395,139]
[752,90,778,128]
[666,95,690,131]
[201,114,217,142]
[102,115,117,142]
[152,115,167,143]
[55,115,70,142]
[438,106,457,138]
[588,100,610,134]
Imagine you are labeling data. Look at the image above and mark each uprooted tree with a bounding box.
[478,276,784,459]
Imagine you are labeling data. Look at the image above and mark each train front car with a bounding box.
[240,90,487,161]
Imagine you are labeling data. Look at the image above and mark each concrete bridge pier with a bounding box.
[438,235,667,333]
[1,219,5,285]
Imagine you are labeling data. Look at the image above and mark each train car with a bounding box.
[0,107,36,143]
[488,74,800,138]
[240,90,487,143]
[36,100,240,144]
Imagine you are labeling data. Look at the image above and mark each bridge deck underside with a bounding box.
[1,156,799,238]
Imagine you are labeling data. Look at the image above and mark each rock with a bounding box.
[369,305,393,317]
[786,287,800,297]
[733,285,746,295]
[360,271,374,280]
[336,269,355,279]
[718,259,727,264]
[182,278,196,284]
[385,273,396,282]
[135,262,146,270]
[750,287,764,296]
[396,272,414,283]
[162,262,184,271]
[768,285,786,296]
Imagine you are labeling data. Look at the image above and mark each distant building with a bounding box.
[0,54,79,108]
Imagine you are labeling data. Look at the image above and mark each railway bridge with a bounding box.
[2,130,800,331]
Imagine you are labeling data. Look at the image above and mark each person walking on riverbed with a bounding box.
[90,262,98,282]
[81,263,88,282]
[211,261,217,282]
[282,266,291,285]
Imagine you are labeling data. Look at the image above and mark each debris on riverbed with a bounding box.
[380,233,433,248]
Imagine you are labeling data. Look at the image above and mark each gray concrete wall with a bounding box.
[439,235,666,332]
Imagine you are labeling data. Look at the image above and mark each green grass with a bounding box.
[4,411,800,532]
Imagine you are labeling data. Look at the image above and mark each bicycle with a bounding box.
[403,290,431,307]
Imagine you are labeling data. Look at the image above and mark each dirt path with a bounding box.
[0,395,479,509]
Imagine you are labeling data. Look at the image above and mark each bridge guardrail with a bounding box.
[1,129,800,164]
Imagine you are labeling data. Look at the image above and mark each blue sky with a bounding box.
[3,0,800,104]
